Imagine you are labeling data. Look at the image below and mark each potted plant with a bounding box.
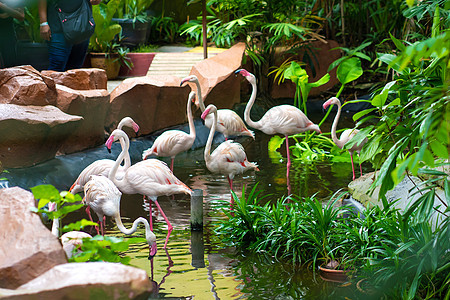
[118,43,157,77]
[15,4,49,70]
[112,0,155,48]
[89,0,132,79]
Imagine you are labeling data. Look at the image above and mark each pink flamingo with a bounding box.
[83,175,157,258]
[142,91,196,171]
[180,75,254,140]
[69,117,139,223]
[236,69,321,194]
[323,97,368,180]
[69,117,140,194]
[201,104,259,208]
[106,129,192,249]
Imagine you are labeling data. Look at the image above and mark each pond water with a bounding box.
[3,109,372,299]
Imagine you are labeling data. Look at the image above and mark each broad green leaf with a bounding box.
[336,57,363,85]
[31,185,61,202]
[353,108,377,122]
[268,135,285,152]
[63,219,99,232]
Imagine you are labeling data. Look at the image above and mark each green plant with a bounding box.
[115,0,154,22]
[149,14,180,43]
[21,5,43,43]
[182,0,324,98]
[89,0,122,53]
[271,61,330,113]
[89,0,132,69]
[31,184,142,263]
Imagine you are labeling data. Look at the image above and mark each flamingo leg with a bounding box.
[285,135,292,195]
[149,199,153,231]
[350,152,356,180]
[100,218,104,236]
[85,206,94,223]
[170,158,174,172]
[153,199,173,249]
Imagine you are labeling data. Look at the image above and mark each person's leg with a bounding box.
[47,33,71,71]
[65,39,89,70]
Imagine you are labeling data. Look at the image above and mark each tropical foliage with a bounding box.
[31,184,143,263]
[218,185,450,299]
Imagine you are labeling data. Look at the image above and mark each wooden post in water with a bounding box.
[190,189,203,231]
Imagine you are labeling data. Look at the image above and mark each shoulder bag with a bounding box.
[55,0,95,45]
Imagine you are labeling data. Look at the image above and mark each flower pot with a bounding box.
[318,266,349,283]
[112,18,149,48]
[118,52,155,77]
[90,53,120,79]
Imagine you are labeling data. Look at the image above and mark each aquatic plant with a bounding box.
[218,183,450,298]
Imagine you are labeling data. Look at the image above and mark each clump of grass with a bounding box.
[217,184,450,299]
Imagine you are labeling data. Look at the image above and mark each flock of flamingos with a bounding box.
[54,68,367,259]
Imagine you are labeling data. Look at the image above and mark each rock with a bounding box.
[0,262,152,299]
[0,104,83,168]
[41,68,108,90]
[188,42,246,112]
[270,40,341,99]
[0,65,57,106]
[0,187,67,289]
[348,171,447,228]
[106,76,190,136]
[54,85,110,154]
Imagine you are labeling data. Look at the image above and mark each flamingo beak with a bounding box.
[201,108,210,120]
[148,243,157,260]
[235,69,243,75]
[180,78,188,86]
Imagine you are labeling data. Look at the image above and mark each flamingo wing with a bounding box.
[260,105,311,135]
[143,130,193,159]
[83,175,121,219]
[125,159,192,197]
[71,159,125,194]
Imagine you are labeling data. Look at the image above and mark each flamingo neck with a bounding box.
[119,139,131,169]
[243,78,260,130]
[204,109,217,164]
[51,217,59,237]
[114,215,156,245]
[108,133,129,184]
[331,101,345,149]
[187,95,195,139]
[194,78,205,112]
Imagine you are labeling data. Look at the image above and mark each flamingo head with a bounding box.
[117,117,140,137]
[180,75,198,86]
[188,91,196,103]
[322,97,340,110]
[105,134,114,151]
[201,104,217,120]
[235,69,251,77]
[148,241,157,259]
[310,123,322,134]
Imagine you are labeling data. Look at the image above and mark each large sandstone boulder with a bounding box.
[0,65,57,106]
[0,187,67,289]
[188,42,246,111]
[106,76,190,136]
[54,85,110,154]
[0,262,152,299]
[0,104,82,168]
[41,68,108,90]
[270,40,341,99]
